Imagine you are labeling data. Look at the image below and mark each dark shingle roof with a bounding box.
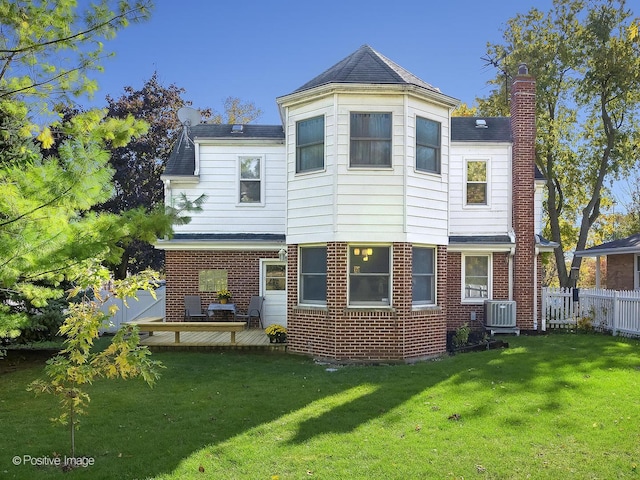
[451,117,511,142]
[291,45,442,94]
[163,124,284,177]
[575,233,640,256]
[452,117,545,180]
[170,233,286,242]
[449,235,514,245]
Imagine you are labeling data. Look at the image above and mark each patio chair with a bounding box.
[184,295,207,321]
[236,295,264,329]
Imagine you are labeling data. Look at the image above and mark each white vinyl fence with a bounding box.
[98,284,166,333]
[542,287,640,337]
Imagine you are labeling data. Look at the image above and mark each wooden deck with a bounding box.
[137,328,287,352]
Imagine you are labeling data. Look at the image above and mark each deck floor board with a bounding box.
[137,328,284,351]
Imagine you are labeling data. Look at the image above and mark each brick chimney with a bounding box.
[510,64,536,330]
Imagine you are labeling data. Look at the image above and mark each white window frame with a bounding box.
[412,246,436,306]
[635,254,640,290]
[349,112,392,168]
[415,116,441,174]
[296,115,325,174]
[237,156,265,206]
[464,158,490,207]
[461,253,492,303]
[299,245,327,306]
[348,245,392,307]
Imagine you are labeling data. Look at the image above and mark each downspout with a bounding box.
[403,95,408,234]
[194,142,201,176]
[508,230,515,301]
[402,95,408,360]
[508,247,515,301]
[534,247,539,331]
[163,179,172,240]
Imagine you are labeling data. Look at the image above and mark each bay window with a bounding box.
[296,116,325,173]
[349,246,391,305]
[416,117,441,173]
[350,113,392,167]
[300,246,327,304]
[412,247,435,305]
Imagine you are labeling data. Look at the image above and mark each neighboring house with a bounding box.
[574,233,640,290]
[156,45,552,362]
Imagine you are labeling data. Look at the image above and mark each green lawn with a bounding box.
[1,334,639,479]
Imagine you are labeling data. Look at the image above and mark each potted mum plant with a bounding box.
[217,289,232,304]
[265,324,287,343]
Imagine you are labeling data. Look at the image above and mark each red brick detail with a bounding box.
[164,250,279,326]
[606,254,635,290]
[287,243,447,362]
[511,68,537,331]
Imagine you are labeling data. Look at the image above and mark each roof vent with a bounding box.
[475,119,488,128]
[231,124,244,134]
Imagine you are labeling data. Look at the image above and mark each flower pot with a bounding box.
[220,298,228,304]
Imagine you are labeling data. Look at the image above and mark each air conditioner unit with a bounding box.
[484,300,517,328]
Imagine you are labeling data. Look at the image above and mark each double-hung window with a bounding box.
[466,160,488,205]
[300,246,327,304]
[239,157,262,204]
[349,246,391,305]
[296,116,324,173]
[412,247,435,305]
[416,117,441,173]
[463,254,490,301]
[350,113,392,167]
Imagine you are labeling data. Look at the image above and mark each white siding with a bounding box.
[286,98,336,244]
[405,101,450,245]
[333,97,405,241]
[169,143,286,235]
[449,143,512,236]
[285,92,459,244]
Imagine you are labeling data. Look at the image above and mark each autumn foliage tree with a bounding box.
[479,0,640,287]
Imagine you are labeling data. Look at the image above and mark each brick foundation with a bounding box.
[287,243,447,362]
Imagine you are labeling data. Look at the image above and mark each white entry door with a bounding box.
[260,260,287,328]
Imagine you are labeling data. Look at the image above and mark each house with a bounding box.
[574,233,640,290]
[156,45,551,362]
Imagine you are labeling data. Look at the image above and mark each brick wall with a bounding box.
[287,242,447,362]
[445,251,510,331]
[606,254,635,290]
[165,250,279,325]
[511,64,537,331]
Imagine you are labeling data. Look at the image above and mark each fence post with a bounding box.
[612,290,619,336]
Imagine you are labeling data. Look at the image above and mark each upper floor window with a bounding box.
[412,247,435,305]
[296,116,325,173]
[416,117,441,173]
[466,160,487,205]
[462,254,491,301]
[349,245,391,306]
[350,113,391,167]
[239,157,262,204]
[300,246,327,305]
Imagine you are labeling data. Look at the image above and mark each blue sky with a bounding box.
[85,0,555,125]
